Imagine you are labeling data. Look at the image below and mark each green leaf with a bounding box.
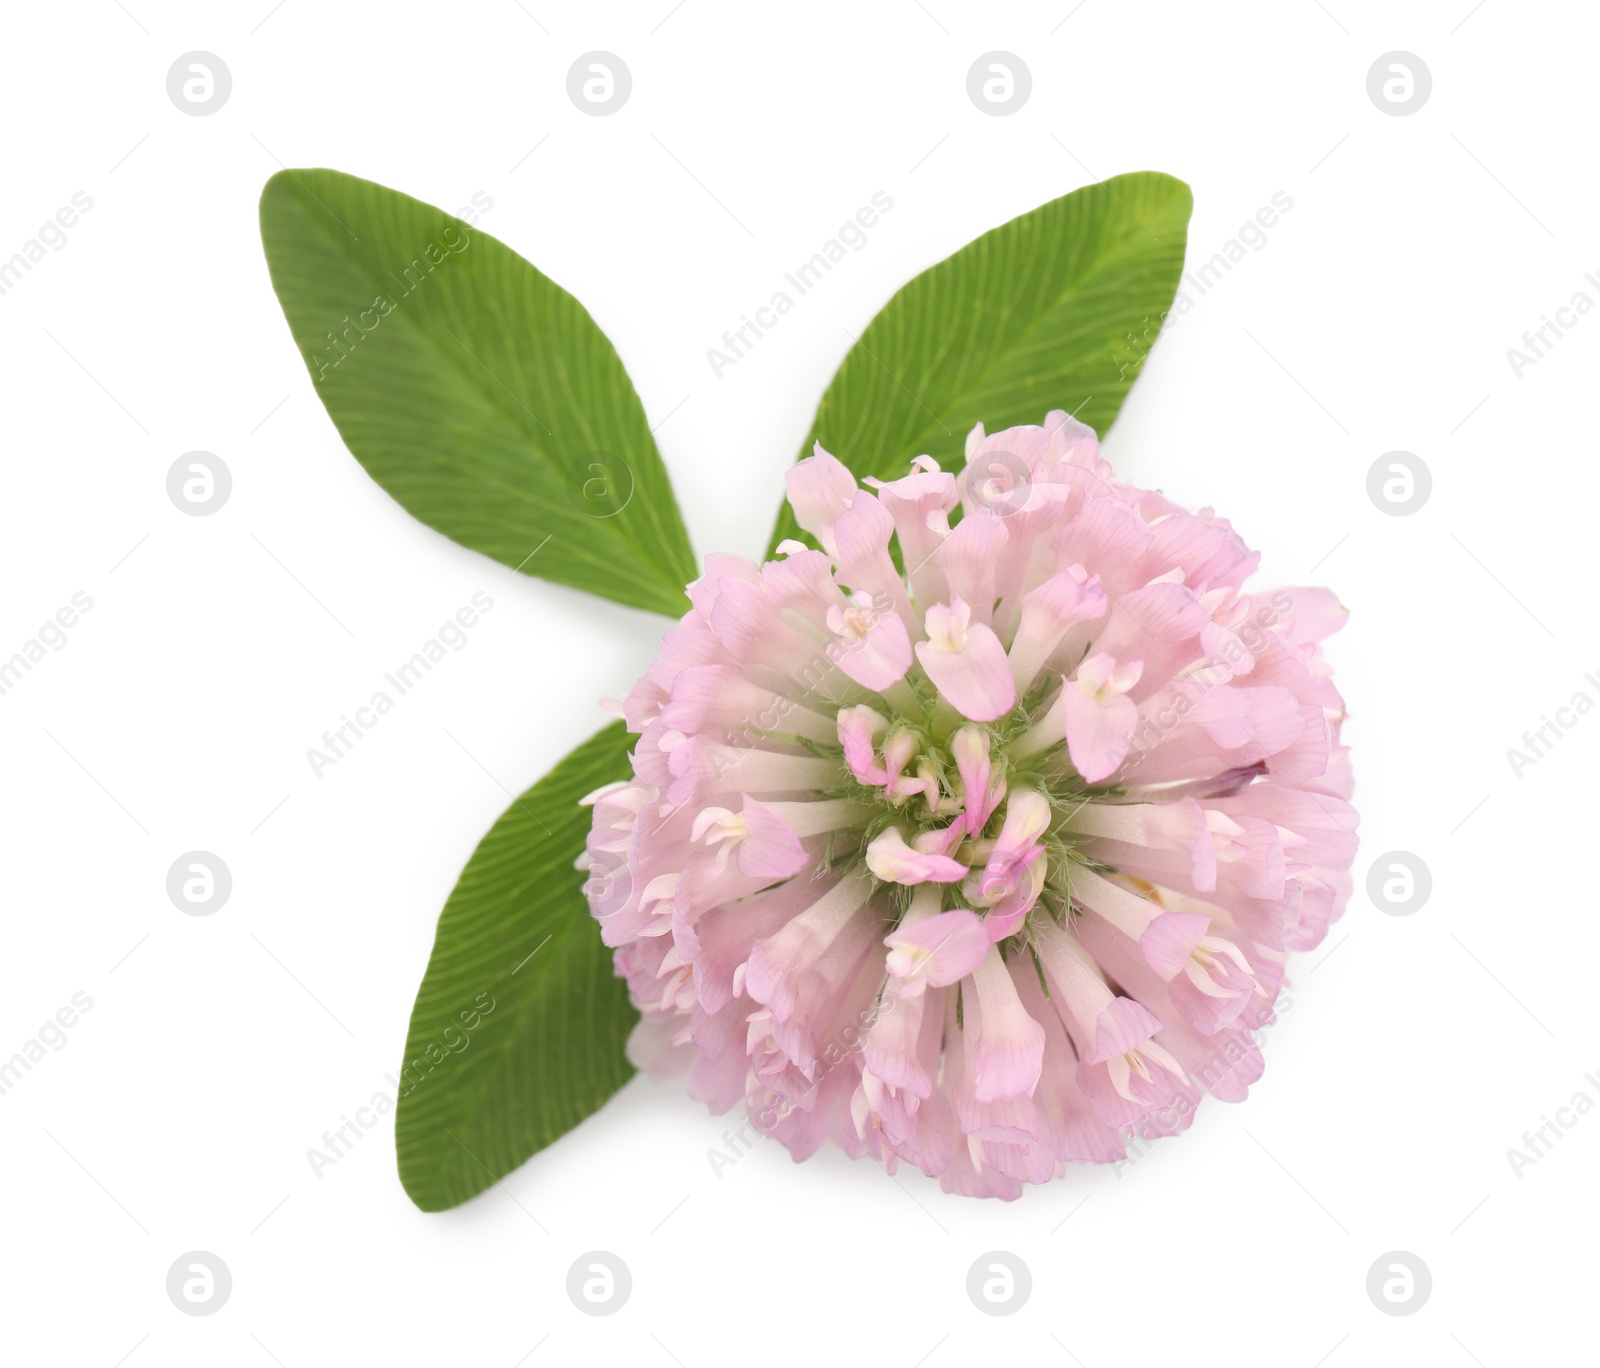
[394,722,637,1211]
[768,171,1193,553]
[259,169,695,618]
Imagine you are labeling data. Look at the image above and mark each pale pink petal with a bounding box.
[732,797,811,880]
[1138,910,1212,980]
[968,946,1046,1103]
[837,704,888,785]
[829,600,913,691]
[916,600,1016,722]
[832,491,914,627]
[866,828,968,885]
[1007,566,1109,693]
[951,724,1004,835]
[785,443,857,551]
[929,514,1007,620]
[1062,686,1137,782]
[883,909,989,993]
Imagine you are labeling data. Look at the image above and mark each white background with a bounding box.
[2,1,1594,1364]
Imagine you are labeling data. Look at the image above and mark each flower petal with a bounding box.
[916,613,1016,722]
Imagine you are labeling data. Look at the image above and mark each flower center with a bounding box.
[829,682,1108,951]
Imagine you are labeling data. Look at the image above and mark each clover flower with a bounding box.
[582,412,1357,1197]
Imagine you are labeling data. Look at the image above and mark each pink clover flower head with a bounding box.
[585,411,1357,1197]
